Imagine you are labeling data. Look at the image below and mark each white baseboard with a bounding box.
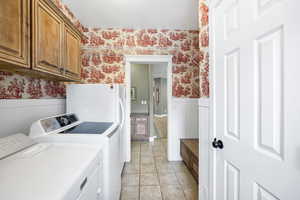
[198,97,210,200]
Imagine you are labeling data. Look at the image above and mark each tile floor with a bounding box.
[121,138,198,200]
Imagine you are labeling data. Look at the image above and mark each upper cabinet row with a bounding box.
[0,0,82,81]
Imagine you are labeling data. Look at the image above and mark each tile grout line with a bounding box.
[125,139,195,200]
[173,168,188,200]
[152,140,164,200]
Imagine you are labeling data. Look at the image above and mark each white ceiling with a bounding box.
[62,0,199,29]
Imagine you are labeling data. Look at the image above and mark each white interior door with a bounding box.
[211,0,300,199]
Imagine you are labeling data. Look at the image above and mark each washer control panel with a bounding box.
[40,114,79,133]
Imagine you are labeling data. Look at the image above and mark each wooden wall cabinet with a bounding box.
[32,0,64,77]
[0,0,30,69]
[64,24,81,80]
[31,0,82,81]
[0,0,82,81]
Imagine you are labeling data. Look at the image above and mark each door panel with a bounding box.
[211,0,300,199]
[225,49,240,141]
[65,25,80,80]
[254,27,284,160]
[224,161,240,200]
[0,0,29,67]
[33,0,63,75]
[253,183,279,200]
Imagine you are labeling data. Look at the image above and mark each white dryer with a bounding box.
[0,134,102,200]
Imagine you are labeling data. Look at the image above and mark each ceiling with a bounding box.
[62,0,199,30]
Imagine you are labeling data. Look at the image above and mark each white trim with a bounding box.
[125,55,173,63]
[0,99,65,108]
[124,55,173,162]
[208,0,221,199]
[148,65,155,139]
[172,97,199,104]
[198,98,210,200]
[199,1,223,199]
[210,0,223,8]
[198,98,210,108]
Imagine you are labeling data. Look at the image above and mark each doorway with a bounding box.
[124,55,173,162]
[130,63,168,142]
[122,55,198,200]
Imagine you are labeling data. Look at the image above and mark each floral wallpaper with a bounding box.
[0,0,74,99]
[0,71,66,99]
[81,28,201,98]
[0,0,209,99]
[199,0,209,98]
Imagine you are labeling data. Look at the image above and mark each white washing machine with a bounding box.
[0,133,102,200]
[30,113,121,200]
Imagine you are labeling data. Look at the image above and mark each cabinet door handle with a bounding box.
[59,67,65,74]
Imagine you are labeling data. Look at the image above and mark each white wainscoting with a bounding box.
[0,99,66,138]
[169,97,199,161]
[198,98,210,200]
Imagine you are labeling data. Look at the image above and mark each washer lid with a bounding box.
[0,134,36,160]
[0,143,100,200]
[59,122,114,134]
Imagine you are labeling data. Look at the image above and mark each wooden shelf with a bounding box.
[180,139,199,183]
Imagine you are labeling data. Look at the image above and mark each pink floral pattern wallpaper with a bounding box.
[0,0,210,99]
[0,0,74,99]
[0,71,66,99]
[199,0,209,97]
[81,28,201,98]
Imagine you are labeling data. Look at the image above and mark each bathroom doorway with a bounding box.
[129,63,168,141]
[124,55,173,162]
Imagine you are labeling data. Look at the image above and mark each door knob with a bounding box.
[212,138,224,149]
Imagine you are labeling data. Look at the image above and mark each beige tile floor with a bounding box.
[121,138,198,200]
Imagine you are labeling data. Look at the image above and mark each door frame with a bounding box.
[207,0,221,200]
[124,55,173,162]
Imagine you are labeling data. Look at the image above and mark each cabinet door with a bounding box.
[0,0,30,67]
[64,25,81,80]
[32,0,63,75]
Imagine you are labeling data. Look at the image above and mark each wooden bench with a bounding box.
[180,139,199,183]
